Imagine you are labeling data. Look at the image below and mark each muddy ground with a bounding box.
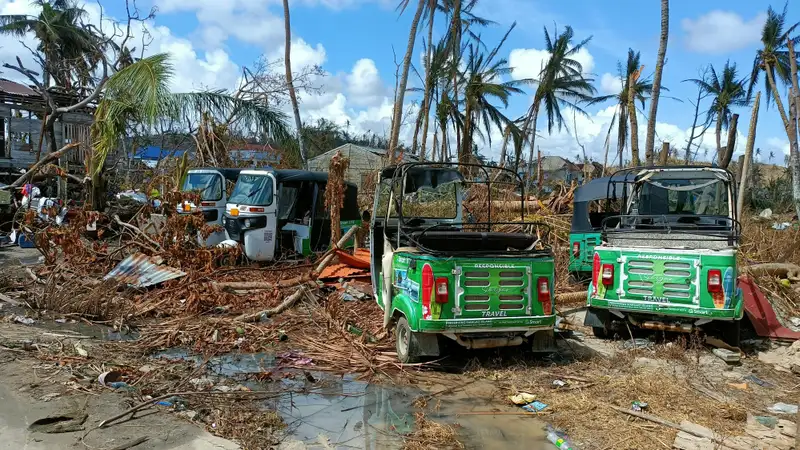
[2,245,800,449]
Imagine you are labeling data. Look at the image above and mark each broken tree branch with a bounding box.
[313,226,359,275]
[234,284,310,323]
[1,143,80,189]
[114,215,162,251]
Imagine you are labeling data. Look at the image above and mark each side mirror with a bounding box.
[362,210,371,222]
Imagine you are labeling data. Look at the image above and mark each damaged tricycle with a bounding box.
[584,166,743,345]
[370,162,556,363]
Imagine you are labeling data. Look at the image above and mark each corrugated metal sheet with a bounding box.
[0,79,37,97]
[104,253,186,287]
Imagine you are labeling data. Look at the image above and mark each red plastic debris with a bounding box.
[741,276,800,340]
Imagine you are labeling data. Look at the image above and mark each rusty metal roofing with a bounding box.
[0,78,37,97]
[104,253,186,287]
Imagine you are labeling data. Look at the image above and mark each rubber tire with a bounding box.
[592,326,611,339]
[395,316,420,364]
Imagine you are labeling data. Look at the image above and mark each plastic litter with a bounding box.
[552,380,567,388]
[509,392,536,405]
[545,424,574,449]
[744,375,774,388]
[755,416,778,428]
[622,338,653,350]
[767,402,798,415]
[631,401,649,412]
[522,401,548,412]
[12,316,35,325]
[772,222,791,230]
[98,370,123,387]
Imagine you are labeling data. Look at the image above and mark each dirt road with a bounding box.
[0,323,240,450]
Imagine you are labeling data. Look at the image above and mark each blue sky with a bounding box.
[0,0,794,165]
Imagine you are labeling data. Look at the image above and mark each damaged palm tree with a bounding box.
[324,150,350,244]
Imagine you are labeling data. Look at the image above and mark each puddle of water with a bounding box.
[153,349,553,449]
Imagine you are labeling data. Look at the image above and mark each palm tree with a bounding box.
[520,25,595,183]
[0,0,98,88]
[688,61,749,166]
[92,54,290,176]
[459,25,525,164]
[590,50,653,168]
[748,2,800,132]
[388,0,427,159]
[282,0,307,168]
[644,0,669,165]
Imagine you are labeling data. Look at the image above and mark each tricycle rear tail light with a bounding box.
[572,242,580,257]
[707,269,722,293]
[182,203,190,212]
[601,264,614,286]
[421,264,434,319]
[435,277,449,304]
[537,277,552,315]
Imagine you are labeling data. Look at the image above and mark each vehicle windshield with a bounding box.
[402,180,460,219]
[631,177,729,217]
[182,172,222,201]
[228,174,274,206]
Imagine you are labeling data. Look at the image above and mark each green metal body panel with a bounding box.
[568,231,601,273]
[587,246,742,320]
[378,252,556,333]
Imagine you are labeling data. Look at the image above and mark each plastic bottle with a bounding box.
[546,425,574,450]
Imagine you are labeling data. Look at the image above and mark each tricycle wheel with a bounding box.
[592,326,611,339]
[395,316,419,364]
[720,320,741,347]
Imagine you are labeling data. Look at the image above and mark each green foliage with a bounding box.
[748,2,800,105]
[92,54,291,174]
[688,61,750,129]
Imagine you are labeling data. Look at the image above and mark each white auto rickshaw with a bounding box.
[178,168,243,247]
[222,169,360,261]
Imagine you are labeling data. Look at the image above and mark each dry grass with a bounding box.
[402,412,464,450]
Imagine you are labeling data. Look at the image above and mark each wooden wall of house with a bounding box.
[0,104,92,169]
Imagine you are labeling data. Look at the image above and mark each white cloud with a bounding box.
[270,38,328,69]
[682,10,766,54]
[600,73,622,95]
[508,46,595,81]
[346,58,389,107]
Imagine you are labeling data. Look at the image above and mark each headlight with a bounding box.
[244,219,252,228]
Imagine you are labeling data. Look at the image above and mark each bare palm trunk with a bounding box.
[786,41,800,220]
[628,71,641,166]
[617,106,627,168]
[720,114,738,169]
[645,0,669,165]
[283,0,307,168]
[460,101,473,165]
[766,62,792,132]
[737,91,761,219]
[411,110,423,155]
[450,0,462,158]
[432,127,438,162]
[714,116,723,164]
[522,101,540,185]
[418,3,436,161]
[388,0,426,159]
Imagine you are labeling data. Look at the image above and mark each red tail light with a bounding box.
[572,241,580,257]
[422,264,434,319]
[537,277,552,315]
[435,277,449,304]
[707,269,722,293]
[601,264,614,286]
[591,253,600,295]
